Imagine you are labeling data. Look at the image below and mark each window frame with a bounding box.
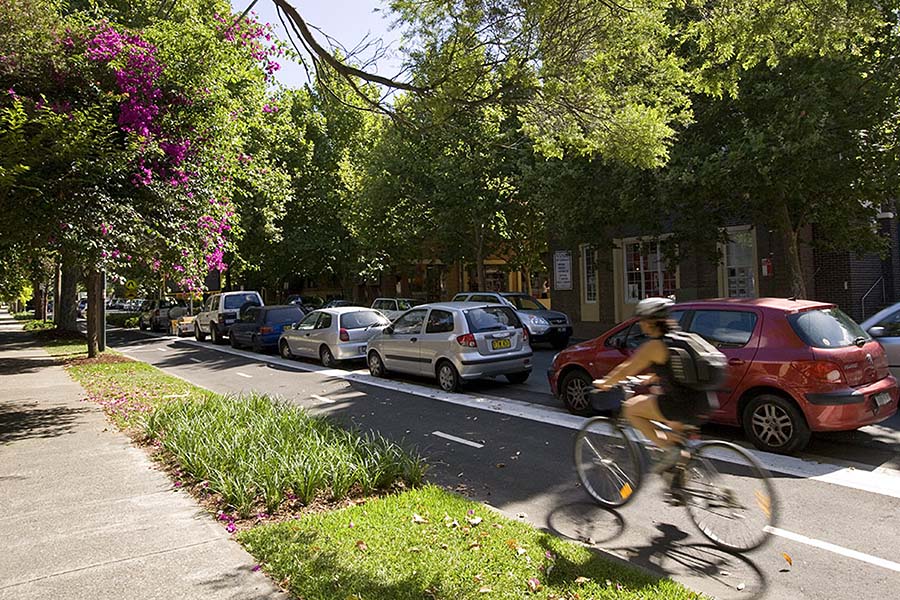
[425,309,456,334]
[621,238,677,304]
[684,309,759,348]
[392,309,427,335]
[581,244,597,304]
[720,225,758,299]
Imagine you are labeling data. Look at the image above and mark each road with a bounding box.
[102,327,900,599]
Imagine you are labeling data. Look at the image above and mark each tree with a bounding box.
[0,0,287,353]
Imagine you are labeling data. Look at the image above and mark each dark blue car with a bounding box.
[229,305,305,352]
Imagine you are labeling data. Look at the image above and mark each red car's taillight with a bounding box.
[339,328,350,342]
[794,360,846,384]
[456,333,477,348]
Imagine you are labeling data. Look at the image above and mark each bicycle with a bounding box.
[573,377,778,552]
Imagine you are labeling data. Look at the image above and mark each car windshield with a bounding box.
[504,294,546,311]
[789,308,870,348]
[397,299,424,310]
[341,311,389,329]
[464,306,521,332]
[265,307,304,323]
[224,294,260,310]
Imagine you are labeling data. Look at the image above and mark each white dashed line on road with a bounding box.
[765,526,900,573]
[157,348,167,352]
[189,358,202,363]
[432,431,484,449]
[235,372,252,378]
[311,394,335,404]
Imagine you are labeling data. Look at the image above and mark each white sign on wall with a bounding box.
[553,250,573,290]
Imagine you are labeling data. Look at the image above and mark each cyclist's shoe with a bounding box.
[653,445,690,474]
[662,466,687,506]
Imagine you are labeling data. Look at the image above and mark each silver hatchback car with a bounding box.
[366,302,533,392]
[278,307,390,367]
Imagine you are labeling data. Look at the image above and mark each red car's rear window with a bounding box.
[788,308,870,348]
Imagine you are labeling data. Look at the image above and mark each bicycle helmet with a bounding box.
[634,297,674,319]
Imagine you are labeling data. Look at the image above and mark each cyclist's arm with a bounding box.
[593,340,666,390]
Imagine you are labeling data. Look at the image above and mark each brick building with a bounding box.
[550,216,900,339]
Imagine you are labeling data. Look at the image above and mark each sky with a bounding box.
[229,0,404,88]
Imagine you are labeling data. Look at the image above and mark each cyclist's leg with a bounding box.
[622,394,671,447]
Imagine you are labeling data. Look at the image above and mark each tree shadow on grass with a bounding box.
[0,401,88,444]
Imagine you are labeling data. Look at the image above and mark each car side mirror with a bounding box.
[869,326,886,338]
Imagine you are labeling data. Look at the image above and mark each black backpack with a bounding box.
[663,330,727,391]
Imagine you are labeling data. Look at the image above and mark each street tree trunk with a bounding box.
[777,200,808,299]
[522,267,532,296]
[56,260,79,332]
[32,281,46,320]
[86,269,102,358]
[53,260,61,326]
[474,228,486,292]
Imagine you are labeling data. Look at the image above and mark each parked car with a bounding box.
[366,302,533,392]
[229,304,306,352]
[194,291,264,344]
[123,298,147,312]
[287,295,323,310]
[371,297,425,321]
[451,291,572,349]
[279,307,390,366]
[107,297,126,310]
[76,299,88,318]
[548,297,899,454]
[860,302,900,379]
[138,298,188,332]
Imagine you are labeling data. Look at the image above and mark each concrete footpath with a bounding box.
[0,313,286,600]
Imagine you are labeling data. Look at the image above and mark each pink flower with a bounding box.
[251,564,261,572]
[225,522,236,533]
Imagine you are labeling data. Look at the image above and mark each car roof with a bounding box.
[317,306,380,315]
[414,301,505,311]
[221,290,261,296]
[259,304,301,311]
[675,297,835,313]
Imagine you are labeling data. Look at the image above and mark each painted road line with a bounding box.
[311,394,335,404]
[432,431,484,449]
[235,372,252,379]
[157,348,168,352]
[765,526,900,573]
[140,337,900,501]
[189,358,202,363]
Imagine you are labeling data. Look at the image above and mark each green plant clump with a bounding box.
[23,319,56,331]
[145,393,427,516]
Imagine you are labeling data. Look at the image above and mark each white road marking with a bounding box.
[128,337,900,501]
[764,526,900,573]
[311,394,335,404]
[432,431,484,448]
[235,372,252,379]
[157,348,167,352]
[189,358,202,363]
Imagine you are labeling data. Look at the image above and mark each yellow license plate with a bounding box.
[491,338,512,350]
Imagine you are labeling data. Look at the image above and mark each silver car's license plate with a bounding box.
[874,392,892,407]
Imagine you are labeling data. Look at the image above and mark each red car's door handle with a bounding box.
[728,357,745,366]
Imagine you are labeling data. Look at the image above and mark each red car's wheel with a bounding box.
[560,369,593,415]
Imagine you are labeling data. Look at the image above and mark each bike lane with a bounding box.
[107,330,900,599]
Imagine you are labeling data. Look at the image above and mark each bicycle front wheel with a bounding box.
[681,440,778,552]
[573,417,643,508]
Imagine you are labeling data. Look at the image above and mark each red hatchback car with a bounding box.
[548,298,899,454]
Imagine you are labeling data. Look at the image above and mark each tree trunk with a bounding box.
[56,260,79,332]
[522,267,532,296]
[53,260,61,325]
[86,269,101,358]
[474,228,486,292]
[777,201,807,298]
[32,281,46,320]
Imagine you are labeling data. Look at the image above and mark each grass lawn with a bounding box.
[240,485,702,600]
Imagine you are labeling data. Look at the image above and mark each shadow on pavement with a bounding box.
[546,501,626,545]
[609,523,768,600]
[0,401,88,444]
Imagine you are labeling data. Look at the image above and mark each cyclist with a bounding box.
[593,297,711,471]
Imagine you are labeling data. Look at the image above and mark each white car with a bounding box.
[194,291,263,345]
[861,302,900,379]
[278,307,390,367]
[371,297,425,321]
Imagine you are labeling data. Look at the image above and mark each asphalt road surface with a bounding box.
[102,327,900,600]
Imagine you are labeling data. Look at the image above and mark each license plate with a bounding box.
[874,392,892,407]
[491,338,512,350]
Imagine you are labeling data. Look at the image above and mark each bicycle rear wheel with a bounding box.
[680,440,777,552]
[573,417,643,508]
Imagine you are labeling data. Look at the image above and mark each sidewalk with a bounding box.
[0,313,287,600]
